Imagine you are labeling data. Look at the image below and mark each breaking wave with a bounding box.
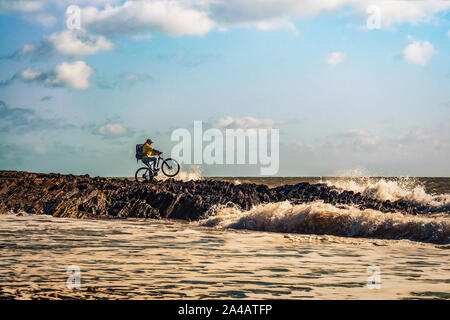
[322,177,450,209]
[157,165,202,181]
[199,201,450,244]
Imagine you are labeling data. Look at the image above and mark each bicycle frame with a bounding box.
[143,155,163,171]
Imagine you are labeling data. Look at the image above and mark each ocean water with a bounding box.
[0,176,449,299]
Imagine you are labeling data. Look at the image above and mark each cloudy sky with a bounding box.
[0,0,449,177]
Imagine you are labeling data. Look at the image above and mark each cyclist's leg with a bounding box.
[149,157,157,170]
[142,157,156,170]
[142,157,150,168]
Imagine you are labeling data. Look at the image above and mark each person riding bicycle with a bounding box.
[142,138,162,170]
[135,139,180,182]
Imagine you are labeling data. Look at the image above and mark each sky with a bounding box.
[0,0,449,177]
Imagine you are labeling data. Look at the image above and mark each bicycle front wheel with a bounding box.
[135,167,153,183]
[161,158,180,177]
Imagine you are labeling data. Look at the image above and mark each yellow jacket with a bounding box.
[142,142,155,157]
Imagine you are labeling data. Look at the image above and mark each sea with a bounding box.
[0,175,449,299]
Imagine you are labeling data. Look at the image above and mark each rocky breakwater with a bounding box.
[0,171,442,221]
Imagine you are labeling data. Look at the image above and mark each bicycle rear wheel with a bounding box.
[161,158,180,177]
[135,167,153,183]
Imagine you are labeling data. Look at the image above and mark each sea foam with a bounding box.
[199,200,450,244]
[323,177,450,209]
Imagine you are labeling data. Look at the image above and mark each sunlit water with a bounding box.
[0,214,448,300]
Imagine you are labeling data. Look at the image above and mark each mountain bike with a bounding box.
[135,154,180,183]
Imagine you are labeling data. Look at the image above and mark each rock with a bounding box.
[0,170,437,221]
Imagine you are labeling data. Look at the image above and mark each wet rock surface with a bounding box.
[0,171,444,220]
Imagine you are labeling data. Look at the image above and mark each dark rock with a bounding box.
[0,170,439,220]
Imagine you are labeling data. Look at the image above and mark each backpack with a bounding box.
[136,144,144,161]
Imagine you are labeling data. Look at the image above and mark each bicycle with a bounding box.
[135,153,180,183]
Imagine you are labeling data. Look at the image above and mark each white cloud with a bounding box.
[365,0,450,28]
[402,38,436,65]
[51,61,93,89]
[0,0,44,13]
[6,44,38,59]
[324,130,379,151]
[394,126,449,149]
[12,61,93,89]
[287,124,450,175]
[326,51,346,65]
[0,0,118,13]
[81,1,216,36]
[208,0,347,26]
[96,123,128,136]
[18,44,36,55]
[19,68,42,80]
[207,0,450,30]
[2,1,450,34]
[34,13,57,27]
[12,30,114,59]
[45,30,114,57]
[213,116,282,130]
[254,19,299,36]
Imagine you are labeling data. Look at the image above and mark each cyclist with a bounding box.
[142,138,162,170]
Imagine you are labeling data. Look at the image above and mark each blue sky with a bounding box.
[0,0,449,177]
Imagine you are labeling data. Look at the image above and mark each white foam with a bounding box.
[322,177,450,208]
[199,201,450,243]
[156,165,202,182]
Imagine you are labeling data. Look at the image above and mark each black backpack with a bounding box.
[136,144,144,161]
